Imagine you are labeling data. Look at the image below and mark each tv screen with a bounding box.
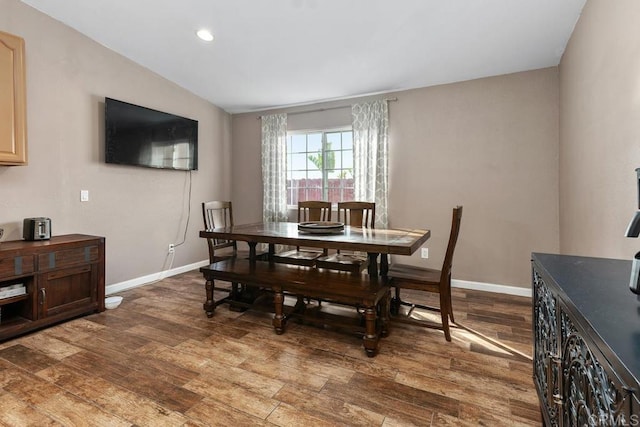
[105,97,198,171]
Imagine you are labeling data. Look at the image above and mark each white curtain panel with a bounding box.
[352,100,389,228]
[261,113,289,222]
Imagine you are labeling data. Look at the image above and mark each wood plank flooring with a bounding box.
[0,270,541,426]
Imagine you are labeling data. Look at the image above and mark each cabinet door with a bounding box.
[558,302,633,427]
[39,264,98,318]
[533,269,561,426]
[0,31,27,165]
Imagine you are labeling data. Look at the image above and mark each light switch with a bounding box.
[80,190,89,202]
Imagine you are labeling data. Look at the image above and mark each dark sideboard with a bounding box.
[0,234,105,341]
[532,253,640,426]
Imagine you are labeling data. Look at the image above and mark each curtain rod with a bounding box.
[257,97,398,120]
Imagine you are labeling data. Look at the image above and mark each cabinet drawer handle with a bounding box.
[551,354,563,407]
[546,352,564,407]
[546,352,554,406]
[40,288,46,305]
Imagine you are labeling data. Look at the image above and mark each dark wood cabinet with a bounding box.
[532,253,640,426]
[0,234,105,341]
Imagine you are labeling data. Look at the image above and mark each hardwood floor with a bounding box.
[0,270,541,426]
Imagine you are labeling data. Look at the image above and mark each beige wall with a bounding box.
[559,0,640,259]
[1,0,565,290]
[0,0,227,285]
[232,68,560,287]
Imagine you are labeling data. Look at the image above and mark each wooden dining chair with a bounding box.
[271,200,333,266]
[387,206,463,341]
[315,201,375,274]
[202,200,267,310]
[202,201,240,263]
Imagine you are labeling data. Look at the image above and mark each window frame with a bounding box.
[286,127,354,208]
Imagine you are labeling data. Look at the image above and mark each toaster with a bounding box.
[23,217,51,241]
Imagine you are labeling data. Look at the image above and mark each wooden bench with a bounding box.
[200,258,390,357]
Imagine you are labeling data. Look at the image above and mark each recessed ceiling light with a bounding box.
[196,29,214,42]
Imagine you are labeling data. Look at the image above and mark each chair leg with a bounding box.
[439,290,451,341]
[445,280,455,323]
[442,317,451,341]
[390,287,401,315]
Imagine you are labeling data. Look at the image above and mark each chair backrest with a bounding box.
[338,202,375,228]
[440,206,463,283]
[298,201,332,222]
[202,201,236,262]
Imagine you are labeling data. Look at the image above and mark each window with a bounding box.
[286,129,354,206]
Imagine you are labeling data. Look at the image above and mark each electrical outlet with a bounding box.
[80,190,89,202]
[421,248,429,259]
[168,244,175,254]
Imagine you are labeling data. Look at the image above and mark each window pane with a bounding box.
[307,152,322,170]
[318,149,330,171]
[290,134,307,152]
[308,133,322,152]
[342,187,354,202]
[291,153,307,170]
[326,132,341,149]
[287,135,292,153]
[327,188,342,203]
[290,193,299,205]
[291,170,306,180]
[342,131,353,149]
[342,150,353,169]
[288,181,300,203]
[307,188,323,200]
[308,170,322,181]
[327,170,342,181]
[336,169,354,179]
[329,151,341,169]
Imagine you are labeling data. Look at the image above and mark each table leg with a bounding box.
[228,282,250,312]
[273,290,286,335]
[268,243,275,262]
[363,307,379,357]
[248,241,257,262]
[203,279,215,318]
[293,296,307,315]
[379,254,389,277]
[380,289,390,338]
[367,253,379,276]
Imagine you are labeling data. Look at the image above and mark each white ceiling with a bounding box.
[20,0,586,114]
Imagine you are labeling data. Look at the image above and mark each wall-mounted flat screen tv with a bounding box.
[105,97,198,171]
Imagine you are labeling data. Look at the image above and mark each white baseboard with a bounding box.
[452,278,531,297]
[106,259,209,295]
[106,260,531,298]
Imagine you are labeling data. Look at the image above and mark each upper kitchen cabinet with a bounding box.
[0,31,27,166]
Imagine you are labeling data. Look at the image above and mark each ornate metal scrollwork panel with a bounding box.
[561,311,630,427]
[533,270,560,425]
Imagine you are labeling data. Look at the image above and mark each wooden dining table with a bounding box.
[199,221,431,277]
[198,221,430,356]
